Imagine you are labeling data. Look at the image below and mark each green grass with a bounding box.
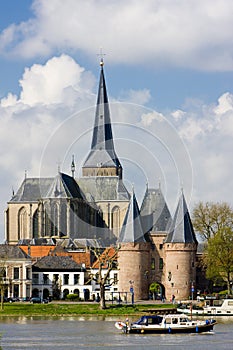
[0,302,175,317]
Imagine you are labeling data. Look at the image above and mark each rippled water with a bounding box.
[0,316,232,349]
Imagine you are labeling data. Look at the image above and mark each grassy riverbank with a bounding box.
[0,302,176,317]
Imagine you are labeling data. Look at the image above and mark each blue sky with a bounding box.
[0,0,233,242]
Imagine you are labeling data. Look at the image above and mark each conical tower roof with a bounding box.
[118,189,145,243]
[82,60,122,175]
[140,186,172,233]
[165,191,197,244]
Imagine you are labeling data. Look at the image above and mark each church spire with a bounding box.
[82,60,122,178]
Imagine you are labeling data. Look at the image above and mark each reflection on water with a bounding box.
[0,316,232,349]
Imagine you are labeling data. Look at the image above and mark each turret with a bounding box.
[163,191,198,300]
[118,189,150,300]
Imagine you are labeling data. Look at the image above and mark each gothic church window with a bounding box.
[32,209,38,239]
[112,206,120,237]
[60,203,67,236]
[18,207,27,240]
[51,203,59,236]
[70,203,75,235]
[44,203,51,237]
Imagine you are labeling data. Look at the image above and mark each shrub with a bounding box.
[65,293,80,301]
[218,290,228,296]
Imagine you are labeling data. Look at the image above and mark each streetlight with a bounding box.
[191,281,195,301]
[129,280,134,305]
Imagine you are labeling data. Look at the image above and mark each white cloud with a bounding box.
[214,92,233,115]
[141,111,164,126]
[168,94,233,207]
[0,0,233,71]
[171,110,186,121]
[19,54,94,106]
[121,89,151,105]
[1,93,18,107]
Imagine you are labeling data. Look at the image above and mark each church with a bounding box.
[5,59,199,301]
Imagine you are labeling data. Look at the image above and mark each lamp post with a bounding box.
[191,281,195,301]
[129,280,134,305]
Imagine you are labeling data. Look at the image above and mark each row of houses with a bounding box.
[0,239,120,302]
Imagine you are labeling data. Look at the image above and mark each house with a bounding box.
[0,244,32,299]
[32,255,89,300]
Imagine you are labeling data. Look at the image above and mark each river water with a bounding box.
[0,316,232,349]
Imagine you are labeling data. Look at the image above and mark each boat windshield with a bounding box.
[135,316,163,325]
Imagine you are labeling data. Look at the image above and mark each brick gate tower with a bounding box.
[117,190,150,300]
[163,191,198,300]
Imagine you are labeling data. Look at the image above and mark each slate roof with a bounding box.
[10,173,85,202]
[165,192,198,244]
[0,244,29,259]
[10,178,52,202]
[33,255,83,271]
[45,172,84,199]
[18,238,55,246]
[83,62,122,170]
[140,187,172,233]
[56,238,103,249]
[118,190,146,243]
[78,176,129,201]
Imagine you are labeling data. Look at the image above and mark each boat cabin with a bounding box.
[135,315,163,325]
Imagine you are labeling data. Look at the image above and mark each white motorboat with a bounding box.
[115,314,216,334]
[177,299,233,316]
[204,299,233,316]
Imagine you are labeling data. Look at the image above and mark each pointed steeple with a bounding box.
[140,186,172,233]
[118,188,145,243]
[82,60,122,178]
[165,191,197,244]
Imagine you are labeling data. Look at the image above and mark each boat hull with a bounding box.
[128,322,216,334]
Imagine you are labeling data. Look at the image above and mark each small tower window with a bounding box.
[159,258,163,270]
[151,258,155,270]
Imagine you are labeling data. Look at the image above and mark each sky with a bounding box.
[0,0,233,242]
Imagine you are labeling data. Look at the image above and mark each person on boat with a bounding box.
[125,317,129,332]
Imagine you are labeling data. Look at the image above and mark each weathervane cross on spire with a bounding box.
[97,47,106,66]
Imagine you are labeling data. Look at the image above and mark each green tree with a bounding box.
[203,227,233,294]
[192,202,233,241]
[149,282,160,299]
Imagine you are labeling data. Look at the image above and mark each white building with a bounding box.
[32,255,89,300]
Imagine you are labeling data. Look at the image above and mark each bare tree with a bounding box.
[0,263,7,311]
[89,246,119,309]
